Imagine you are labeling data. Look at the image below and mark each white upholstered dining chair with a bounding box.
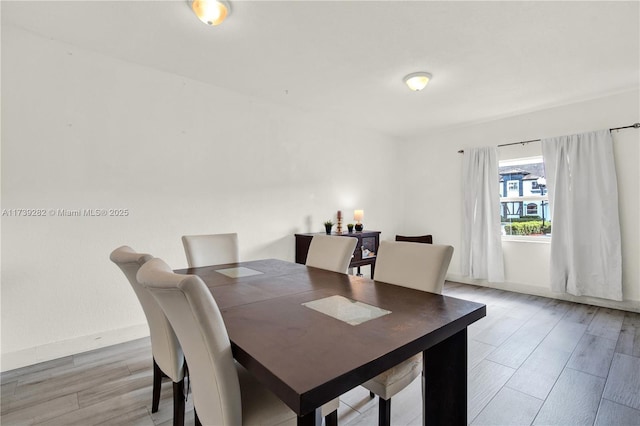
[137,257,340,426]
[182,232,239,268]
[305,234,357,274]
[109,246,185,426]
[363,240,454,426]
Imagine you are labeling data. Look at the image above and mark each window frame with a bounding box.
[499,156,550,242]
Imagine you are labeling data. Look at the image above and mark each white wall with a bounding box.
[0,26,404,370]
[400,89,640,311]
[3,24,639,373]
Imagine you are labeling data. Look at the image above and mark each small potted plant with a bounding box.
[324,220,334,234]
[347,223,354,233]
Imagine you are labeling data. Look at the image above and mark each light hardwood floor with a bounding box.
[2,282,639,425]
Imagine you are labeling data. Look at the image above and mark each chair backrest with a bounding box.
[395,234,433,244]
[138,258,242,426]
[182,233,239,268]
[109,246,184,382]
[305,235,358,274]
[373,241,454,294]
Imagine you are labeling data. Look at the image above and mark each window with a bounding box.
[507,181,520,197]
[499,156,551,238]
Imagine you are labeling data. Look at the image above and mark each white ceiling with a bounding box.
[3,1,639,139]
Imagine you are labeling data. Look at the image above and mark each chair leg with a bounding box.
[152,359,162,413]
[325,409,338,426]
[194,409,202,426]
[378,397,391,426]
[173,379,185,426]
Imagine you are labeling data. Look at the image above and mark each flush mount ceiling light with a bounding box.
[403,72,432,91]
[190,0,230,26]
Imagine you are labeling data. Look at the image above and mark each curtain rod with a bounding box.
[457,122,640,154]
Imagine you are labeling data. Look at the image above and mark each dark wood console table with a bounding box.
[294,231,381,278]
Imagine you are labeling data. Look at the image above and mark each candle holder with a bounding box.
[336,210,343,234]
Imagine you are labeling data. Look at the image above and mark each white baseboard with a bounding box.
[1,324,149,373]
[447,274,640,313]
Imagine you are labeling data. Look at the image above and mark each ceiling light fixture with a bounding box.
[403,72,432,92]
[190,0,230,26]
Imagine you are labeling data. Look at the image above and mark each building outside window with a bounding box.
[499,156,551,237]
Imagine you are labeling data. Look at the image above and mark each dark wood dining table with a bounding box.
[175,259,486,426]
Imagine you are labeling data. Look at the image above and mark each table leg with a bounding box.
[422,328,467,425]
[297,408,321,426]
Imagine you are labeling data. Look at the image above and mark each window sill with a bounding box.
[502,235,551,244]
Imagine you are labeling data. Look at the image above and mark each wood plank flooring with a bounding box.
[2,282,639,425]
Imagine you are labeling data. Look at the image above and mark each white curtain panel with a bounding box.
[462,147,505,282]
[541,129,622,301]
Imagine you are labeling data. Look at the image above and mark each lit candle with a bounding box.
[354,210,364,223]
